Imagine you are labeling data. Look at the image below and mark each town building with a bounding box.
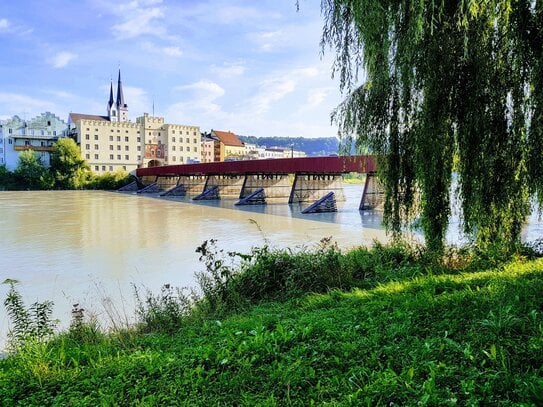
[201,134,215,163]
[210,130,245,161]
[0,112,68,170]
[68,70,200,174]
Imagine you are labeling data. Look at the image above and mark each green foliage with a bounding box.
[50,138,90,189]
[2,280,56,350]
[134,284,196,334]
[321,0,543,251]
[13,150,53,190]
[84,170,134,190]
[0,165,15,190]
[1,250,542,405]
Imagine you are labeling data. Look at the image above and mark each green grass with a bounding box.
[1,244,542,405]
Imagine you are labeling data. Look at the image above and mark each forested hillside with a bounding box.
[238,136,339,156]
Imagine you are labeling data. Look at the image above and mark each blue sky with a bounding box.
[0,0,345,138]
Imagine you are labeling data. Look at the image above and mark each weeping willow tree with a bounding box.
[318,0,543,251]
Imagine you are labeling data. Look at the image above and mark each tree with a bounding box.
[13,150,53,190]
[320,0,543,251]
[50,138,90,189]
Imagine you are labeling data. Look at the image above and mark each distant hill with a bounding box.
[238,136,339,157]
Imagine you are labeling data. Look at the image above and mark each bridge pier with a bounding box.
[288,174,345,204]
[360,173,385,210]
[239,174,291,199]
[204,175,245,198]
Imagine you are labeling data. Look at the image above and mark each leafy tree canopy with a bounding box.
[319,0,543,251]
[50,138,90,189]
[13,150,53,190]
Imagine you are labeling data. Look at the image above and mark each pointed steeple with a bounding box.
[108,80,114,108]
[116,69,125,108]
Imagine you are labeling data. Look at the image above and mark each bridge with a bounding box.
[128,155,383,212]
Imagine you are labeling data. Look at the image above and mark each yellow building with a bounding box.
[211,130,245,161]
[68,70,200,174]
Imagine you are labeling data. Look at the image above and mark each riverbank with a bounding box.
[1,243,542,405]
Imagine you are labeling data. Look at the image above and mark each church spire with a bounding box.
[115,68,128,122]
[108,80,114,108]
[116,69,125,108]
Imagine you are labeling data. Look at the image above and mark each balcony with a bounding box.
[14,145,54,152]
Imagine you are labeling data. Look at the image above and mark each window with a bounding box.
[86,128,90,131]
[8,139,12,144]
[85,144,90,149]
[172,156,176,161]
[95,166,99,171]
[86,154,90,159]
[110,154,114,159]
[180,146,183,152]
[109,166,113,171]
[47,121,51,126]
[85,134,90,140]
[102,165,106,171]
[53,131,56,136]
[110,129,114,132]
[137,146,141,151]
[95,129,98,132]
[193,131,197,135]
[125,136,129,142]
[172,146,176,151]
[137,155,141,161]
[117,154,121,160]
[117,145,121,150]
[186,138,189,143]
[125,130,128,134]
[123,166,126,170]
[193,138,197,143]
[125,146,129,151]
[109,135,113,141]
[94,144,99,150]
[117,130,120,133]
[172,130,175,134]
[137,137,141,142]
[186,131,189,135]
[116,136,120,141]
[94,135,98,140]
[125,155,129,160]
[109,145,114,150]
[8,129,12,134]
[172,137,176,142]
[95,154,99,159]
[187,147,190,152]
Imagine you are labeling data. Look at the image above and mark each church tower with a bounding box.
[116,69,128,122]
[107,80,118,121]
[107,69,128,122]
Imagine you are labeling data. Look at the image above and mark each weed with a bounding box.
[2,279,56,350]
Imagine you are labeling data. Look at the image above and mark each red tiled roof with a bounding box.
[212,130,244,147]
[69,113,110,123]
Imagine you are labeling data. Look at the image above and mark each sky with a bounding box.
[0,0,346,138]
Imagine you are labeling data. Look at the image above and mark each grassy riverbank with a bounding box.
[1,242,542,405]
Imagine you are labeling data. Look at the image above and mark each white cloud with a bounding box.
[250,30,285,52]
[211,62,246,78]
[141,41,182,57]
[112,7,165,39]
[124,86,149,116]
[50,51,77,68]
[174,80,225,101]
[306,88,331,108]
[0,18,10,31]
[0,93,61,117]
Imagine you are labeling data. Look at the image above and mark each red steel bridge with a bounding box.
[131,155,382,211]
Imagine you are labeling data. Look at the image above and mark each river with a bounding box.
[0,185,387,349]
[1,186,541,350]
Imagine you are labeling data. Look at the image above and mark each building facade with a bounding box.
[0,112,68,170]
[68,70,200,174]
[210,130,245,161]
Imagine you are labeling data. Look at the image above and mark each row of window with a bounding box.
[86,128,139,135]
[84,144,142,151]
[85,154,136,161]
[95,165,128,172]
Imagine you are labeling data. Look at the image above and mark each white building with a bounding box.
[0,112,68,170]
